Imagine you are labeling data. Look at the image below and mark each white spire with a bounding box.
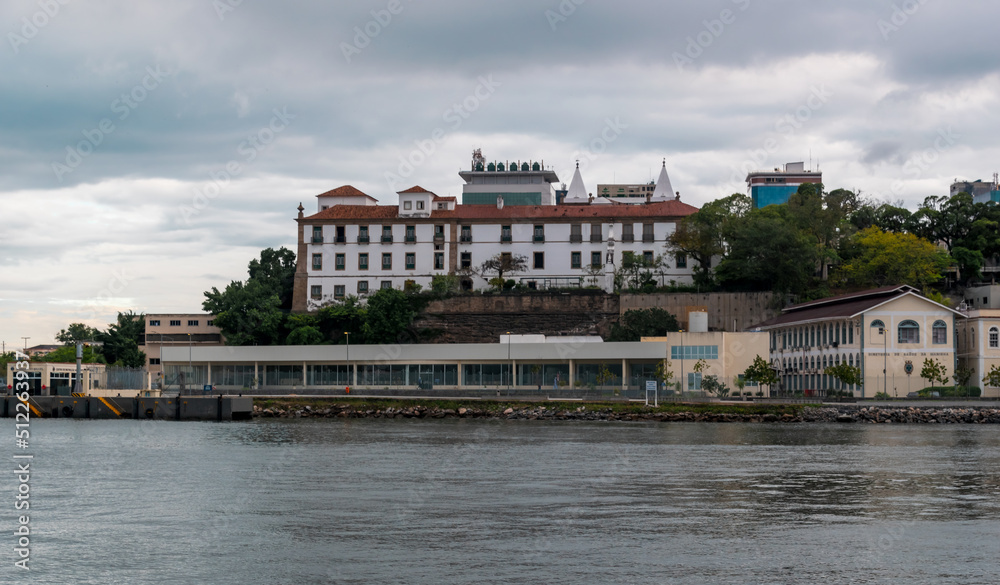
[650,159,675,202]
[565,160,588,202]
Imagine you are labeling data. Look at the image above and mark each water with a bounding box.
[3,418,999,584]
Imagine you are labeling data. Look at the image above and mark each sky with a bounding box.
[2,0,999,347]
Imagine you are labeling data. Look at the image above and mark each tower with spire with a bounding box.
[563,160,590,203]
[649,159,677,202]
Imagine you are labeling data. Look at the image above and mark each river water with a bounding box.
[3,418,999,584]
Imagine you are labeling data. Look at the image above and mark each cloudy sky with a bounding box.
[2,0,998,346]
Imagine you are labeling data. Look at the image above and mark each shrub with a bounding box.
[918,386,981,398]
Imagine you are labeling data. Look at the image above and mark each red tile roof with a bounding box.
[316,185,377,199]
[433,195,456,201]
[398,186,434,194]
[304,200,698,221]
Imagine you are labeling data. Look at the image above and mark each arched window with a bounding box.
[870,319,885,333]
[990,327,999,349]
[898,320,919,344]
[849,354,854,366]
[932,320,947,344]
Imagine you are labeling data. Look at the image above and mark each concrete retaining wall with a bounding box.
[1,396,252,421]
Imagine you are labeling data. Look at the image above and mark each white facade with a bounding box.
[292,165,699,311]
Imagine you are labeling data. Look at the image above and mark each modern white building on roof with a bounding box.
[292,155,698,310]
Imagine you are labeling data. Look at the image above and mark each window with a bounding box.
[533,252,544,269]
[403,200,412,210]
[687,372,702,390]
[335,226,345,243]
[990,327,999,348]
[671,345,719,360]
[382,253,392,269]
[148,320,160,326]
[169,320,181,327]
[310,285,322,299]
[381,225,393,243]
[149,358,161,366]
[321,205,329,211]
[571,251,582,269]
[591,251,602,268]
[643,251,654,263]
[417,200,424,210]
[333,285,345,298]
[460,225,472,242]
[405,225,416,242]
[621,223,634,242]
[188,320,199,327]
[312,253,322,270]
[533,224,545,242]
[335,253,345,270]
[570,224,582,243]
[312,226,322,243]
[434,225,445,239]
[359,253,368,270]
[590,223,602,243]
[381,281,392,290]
[675,253,687,269]
[358,226,369,243]
[435,252,445,270]
[461,252,472,269]
[932,320,947,344]
[207,320,214,327]
[898,320,919,344]
[501,225,512,242]
[405,253,416,270]
[358,281,369,294]
[642,223,654,242]
[870,319,885,332]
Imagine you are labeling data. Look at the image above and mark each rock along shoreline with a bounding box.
[253,402,1000,424]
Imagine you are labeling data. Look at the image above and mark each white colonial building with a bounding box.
[292,158,698,310]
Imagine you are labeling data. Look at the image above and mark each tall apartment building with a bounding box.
[746,162,822,208]
[291,158,698,311]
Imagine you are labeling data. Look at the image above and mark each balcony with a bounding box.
[569,234,582,243]
[642,234,654,243]
[460,235,472,243]
[381,235,393,243]
[590,234,602,243]
[357,235,370,243]
[500,235,512,243]
[334,236,346,244]
[621,233,634,243]
[311,236,323,243]
[433,233,445,242]
[533,235,545,243]
[405,235,417,243]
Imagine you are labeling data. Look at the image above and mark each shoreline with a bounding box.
[252,398,1000,424]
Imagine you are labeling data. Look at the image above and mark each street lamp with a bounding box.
[879,326,887,398]
[186,332,193,396]
[344,332,351,391]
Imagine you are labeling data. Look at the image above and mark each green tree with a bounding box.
[316,297,367,344]
[666,193,750,287]
[743,355,779,394]
[248,247,297,310]
[654,359,674,390]
[615,251,663,291]
[203,280,285,346]
[714,206,817,293]
[834,227,950,289]
[701,375,730,398]
[361,288,417,344]
[480,253,528,285]
[55,323,101,344]
[824,362,862,387]
[920,357,949,387]
[41,344,106,364]
[607,308,680,342]
[97,311,147,367]
[982,364,1000,390]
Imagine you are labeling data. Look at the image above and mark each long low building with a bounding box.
[162,341,681,395]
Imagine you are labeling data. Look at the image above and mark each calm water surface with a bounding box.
[3,418,999,584]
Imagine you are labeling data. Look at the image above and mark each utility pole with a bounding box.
[21,337,30,352]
